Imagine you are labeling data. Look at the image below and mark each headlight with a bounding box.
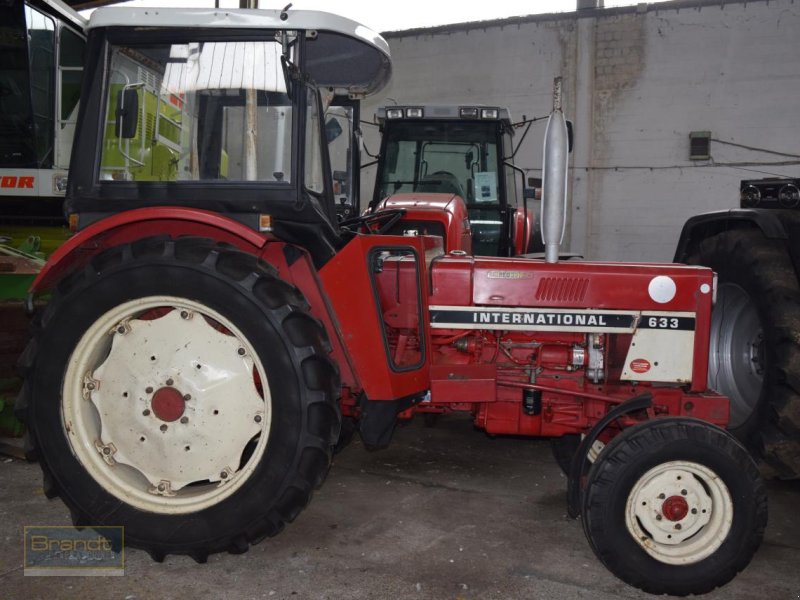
[740,184,761,207]
[778,184,800,208]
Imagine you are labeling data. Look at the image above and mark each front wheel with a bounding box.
[18,237,340,561]
[581,418,767,596]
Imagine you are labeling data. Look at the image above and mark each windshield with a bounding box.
[377,120,501,205]
[99,40,294,183]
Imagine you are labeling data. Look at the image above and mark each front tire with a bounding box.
[581,418,767,596]
[17,237,340,561]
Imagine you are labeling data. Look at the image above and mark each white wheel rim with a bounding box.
[625,460,733,565]
[62,296,271,514]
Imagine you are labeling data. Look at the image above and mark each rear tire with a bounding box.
[17,237,340,560]
[687,229,800,478]
[582,418,767,596]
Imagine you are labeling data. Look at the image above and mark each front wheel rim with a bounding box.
[625,460,733,565]
[62,296,272,515]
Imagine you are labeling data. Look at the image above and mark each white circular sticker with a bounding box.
[648,276,676,304]
[700,283,711,294]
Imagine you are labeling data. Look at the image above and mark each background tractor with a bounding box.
[365,104,543,257]
[0,0,86,440]
[16,6,767,595]
[675,177,800,479]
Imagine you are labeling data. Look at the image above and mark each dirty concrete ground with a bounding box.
[0,414,798,600]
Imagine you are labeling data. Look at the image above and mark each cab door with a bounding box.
[319,234,434,402]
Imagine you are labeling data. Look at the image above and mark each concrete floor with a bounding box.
[0,415,798,600]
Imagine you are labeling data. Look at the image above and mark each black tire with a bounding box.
[16,237,341,561]
[582,417,767,596]
[687,230,800,478]
[333,416,358,454]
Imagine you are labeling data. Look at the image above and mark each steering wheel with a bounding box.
[418,171,466,198]
[339,209,407,235]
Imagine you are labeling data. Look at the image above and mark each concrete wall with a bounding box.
[362,0,800,262]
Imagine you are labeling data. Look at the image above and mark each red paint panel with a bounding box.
[377,193,472,253]
[430,363,496,403]
[259,243,360,392]
[428,255,715,392]
[319,235,432,401]
[511,207,536,255]
[429,254,715,313]
[468,257,712,311]
[429,253,474,304]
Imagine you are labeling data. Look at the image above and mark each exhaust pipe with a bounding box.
[541,77,569,264]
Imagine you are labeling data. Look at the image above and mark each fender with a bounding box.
[30,207,269,295]
[566,392,653,518]
[674,208,800,283]
[30,207,364,392]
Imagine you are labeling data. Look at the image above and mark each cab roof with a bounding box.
[87,7,391,97]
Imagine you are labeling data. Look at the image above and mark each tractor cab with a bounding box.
[65,7,390,266]
[369,105,541,256]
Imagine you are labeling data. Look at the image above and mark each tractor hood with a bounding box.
[87,8,392,98]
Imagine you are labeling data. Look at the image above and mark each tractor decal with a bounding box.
[429,305,695,333]
[0,176,34,189]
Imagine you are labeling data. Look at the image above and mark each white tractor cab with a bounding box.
[65,7,390,265]
[0,0,86,228]
[364,105,547,257]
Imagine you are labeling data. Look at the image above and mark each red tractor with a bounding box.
[17,7,766,595]
[365,104,542,257]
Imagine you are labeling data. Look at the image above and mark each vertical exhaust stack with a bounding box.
[541,77,569,264]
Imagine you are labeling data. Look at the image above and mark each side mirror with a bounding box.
[115,88,139,139]
[325,118,343,143]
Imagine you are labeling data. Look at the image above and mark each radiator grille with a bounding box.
[535,277,589,302]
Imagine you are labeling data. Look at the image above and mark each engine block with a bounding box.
[367,248,728,437]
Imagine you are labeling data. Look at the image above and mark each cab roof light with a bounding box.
[459,107,479,119]
[481,108,499,119]
[405,107,423,118]
[386,108,404,119]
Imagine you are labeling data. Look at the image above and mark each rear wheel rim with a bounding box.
[708,282,763,429]
[62,296,271,515]
[625,460,733,565]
